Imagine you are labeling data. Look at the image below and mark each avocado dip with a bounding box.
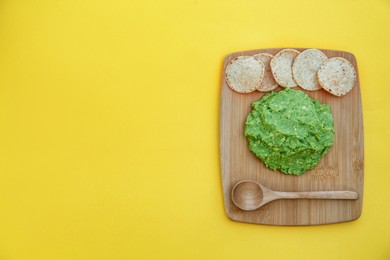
[244,88,334,175]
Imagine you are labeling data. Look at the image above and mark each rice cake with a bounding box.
[270,49,300,88]
[292,48,328,91]
[225,56,265,93]
[253,53,278,92]
[317,57,356,96]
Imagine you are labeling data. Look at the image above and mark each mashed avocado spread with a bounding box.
[245,88,334,175]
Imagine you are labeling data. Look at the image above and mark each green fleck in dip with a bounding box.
[244,88,334,175]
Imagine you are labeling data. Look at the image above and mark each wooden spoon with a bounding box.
[231,180,359,211]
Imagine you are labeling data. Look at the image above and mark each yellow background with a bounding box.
[0,0,389,259]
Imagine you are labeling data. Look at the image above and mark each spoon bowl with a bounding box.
[232,180,359,211]
[231,180,264,211]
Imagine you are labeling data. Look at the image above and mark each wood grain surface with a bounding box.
[220,48,364,225]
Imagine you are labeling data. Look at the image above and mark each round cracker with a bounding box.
[225,56,265,93]
[253,53,279,92]
[292,48,328,91]
[317,57,356,96]
[270,49,300,88]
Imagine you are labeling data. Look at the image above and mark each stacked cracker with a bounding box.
[225,48,356,97]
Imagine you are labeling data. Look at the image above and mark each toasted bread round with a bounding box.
[270,49,300,88]
[253,53,278,92]
[317,57,356,96]
[292,49,328,91]
[225,56,264,93]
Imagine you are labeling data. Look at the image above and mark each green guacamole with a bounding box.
[245,88,334,175]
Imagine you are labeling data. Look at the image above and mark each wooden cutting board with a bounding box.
[220,48,364,225]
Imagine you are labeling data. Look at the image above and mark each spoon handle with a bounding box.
[274,191,359,200]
